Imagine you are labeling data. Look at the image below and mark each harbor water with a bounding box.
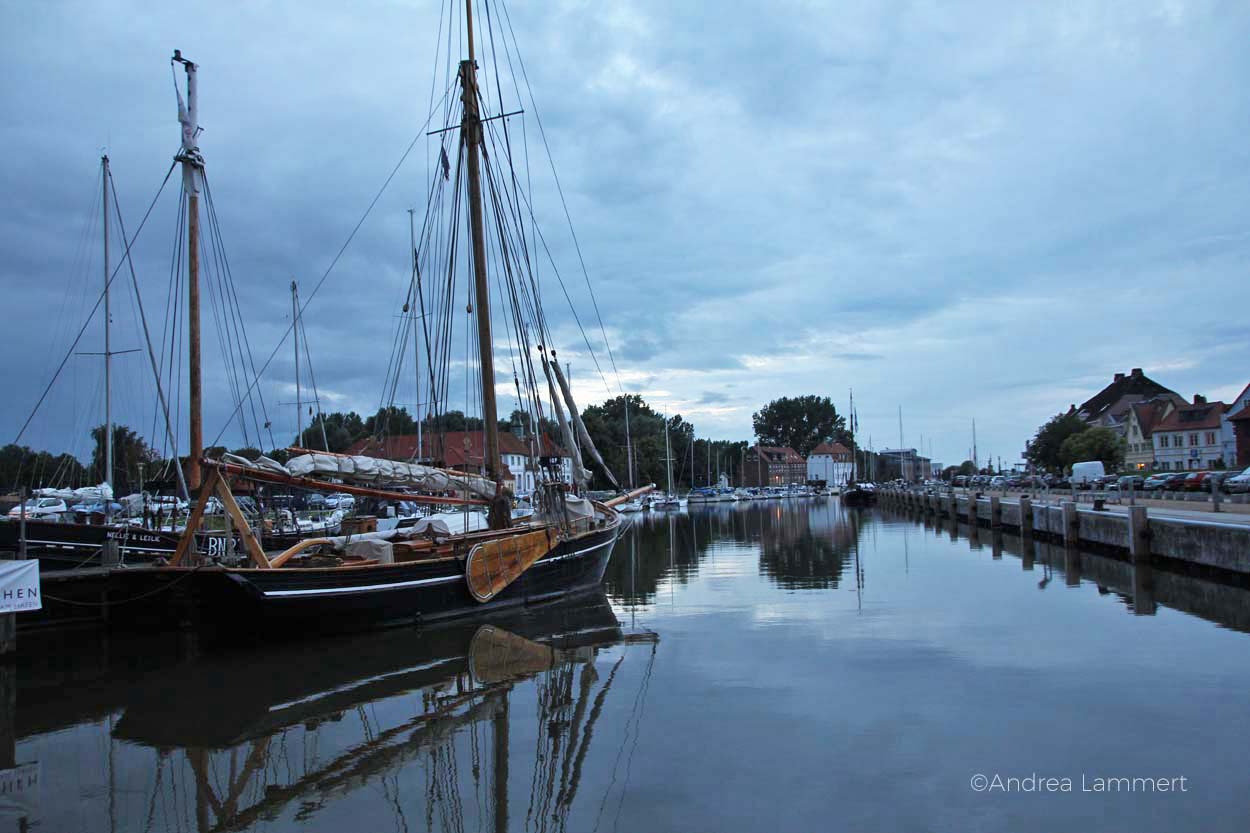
[11,500,1250,832]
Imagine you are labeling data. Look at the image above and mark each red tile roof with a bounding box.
[752,445,805,463]
[811,442,851,457]
[1153,402,1226,433]
[1228,404,1250,423]
[345,432,570,468]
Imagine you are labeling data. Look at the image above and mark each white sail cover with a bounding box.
[551,359,619,489]
[34,483,113,502]
[542,360,589,487]
[223,452,497,500]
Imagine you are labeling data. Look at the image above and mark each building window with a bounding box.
[1205,432,1216,445]
[1160,435,1168,448]
[1190,433,1199,447]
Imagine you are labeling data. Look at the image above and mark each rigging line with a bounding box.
[207,84,455,449]
[497,0,621,393]
[109,169,190,501]
[13,160,177,446]
[202,174,275,449]
[298,313,331,451]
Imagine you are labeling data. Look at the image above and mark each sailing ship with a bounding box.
[152,4,650,632]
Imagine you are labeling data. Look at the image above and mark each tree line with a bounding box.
[4,394,856,494]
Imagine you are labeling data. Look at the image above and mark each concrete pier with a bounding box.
[878,486,1250,576]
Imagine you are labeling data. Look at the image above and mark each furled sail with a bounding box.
[550,359,620,489]
[542,360,589,487]
[220,452,497,499]
[34,483,114,502]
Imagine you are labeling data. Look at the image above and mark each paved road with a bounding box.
[952,488,1250,525]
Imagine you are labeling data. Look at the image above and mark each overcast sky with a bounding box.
[3,0,1248,471]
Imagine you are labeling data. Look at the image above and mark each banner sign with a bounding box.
[0,561,41,613]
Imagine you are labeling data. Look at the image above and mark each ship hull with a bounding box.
[192,520,621,638]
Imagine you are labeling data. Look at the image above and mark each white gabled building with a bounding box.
[807,442,853,487]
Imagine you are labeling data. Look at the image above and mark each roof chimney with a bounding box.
[1194,394,1207,405]
[1114,372,1125,382]
[1131,368,1143,377]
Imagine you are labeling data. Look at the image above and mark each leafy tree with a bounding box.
[1058,427,1125,471]
[90,424,160,495]
[364,406,416,438]
[1024,411,1088,473]
[751,395,848,457]
[298,411,366,452]
[421,410,485,433]
[0,443,88,493]
[504,408,560,440]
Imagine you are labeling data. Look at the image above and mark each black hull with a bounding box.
[0,518,332,570]
[0,518,181,568]
[841,488,877,507]
[193,521,622,639]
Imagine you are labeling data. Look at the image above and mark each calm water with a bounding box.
[12,501,1250,832]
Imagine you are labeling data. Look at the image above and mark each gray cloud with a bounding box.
[3,0,1249,471]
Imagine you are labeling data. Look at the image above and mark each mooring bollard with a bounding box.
[990,496,1001,529]
[1213,483,1222,513]
[1128,505,1149,562]
[1061,501,1078,548]
[1019,496,1033,537]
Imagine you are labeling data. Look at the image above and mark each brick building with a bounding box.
[742,445,806,487]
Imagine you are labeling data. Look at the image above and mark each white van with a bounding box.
[1070,460,1106,489]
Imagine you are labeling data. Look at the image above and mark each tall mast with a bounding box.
[102,155,114,515]
[173,50,203,491]
[624,395,634,489]
[292,280,302,445]
[460,1,503,506]
[409,207,423,464]
[664,414,673,496]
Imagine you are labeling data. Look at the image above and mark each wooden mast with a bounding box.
[460,1,509,528]
[102,155,114,518]
[174,50,204,492]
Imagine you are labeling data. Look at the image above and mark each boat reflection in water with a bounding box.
[608,500,867,604]
[18,592,656,833]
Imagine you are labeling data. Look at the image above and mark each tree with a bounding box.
[0,443,88,494]
[1059,427,1125,471]
[1024,411,1088,473]
[364,406,416,438]
[751,395,848,457]
[298,411,366,452]
[90,424,160,495]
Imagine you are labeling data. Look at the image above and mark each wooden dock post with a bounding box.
[1019,497,1033,537]
[1128,505,1149,563]
[990,496,1002,529]
[1061,501,1078,548]
[948,490,957,521]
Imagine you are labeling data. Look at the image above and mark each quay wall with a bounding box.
[880,487,1250,575]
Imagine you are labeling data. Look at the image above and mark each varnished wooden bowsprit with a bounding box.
[465,527,557,602]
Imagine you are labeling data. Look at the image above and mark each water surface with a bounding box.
[13,500,1250,832]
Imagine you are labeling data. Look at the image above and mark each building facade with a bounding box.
[1123,397,1177,471]
[1152,397,1231,471]
[807,442,853,487]
[742,445,807,486]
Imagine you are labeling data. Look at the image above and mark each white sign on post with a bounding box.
[0,561,41,613]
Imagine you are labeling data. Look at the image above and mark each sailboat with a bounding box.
[0,156,195,567]
[652,415,684,509]
[158,5,650,632]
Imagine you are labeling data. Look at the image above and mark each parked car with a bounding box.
[1115,475,1145,492]
[71,500,125,516]
[1226,467,1250,493]
[306,493,327,509]
[989,476,1007,489]
[7,497,68,519]
[1094,474,1119,490]
[1163,473,1189,491]
[1048,476,1071,490]
[1204,471,1234,493]
[325,493,356,510]
[1182,471,1213,492]
[1143,473,1172,491]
